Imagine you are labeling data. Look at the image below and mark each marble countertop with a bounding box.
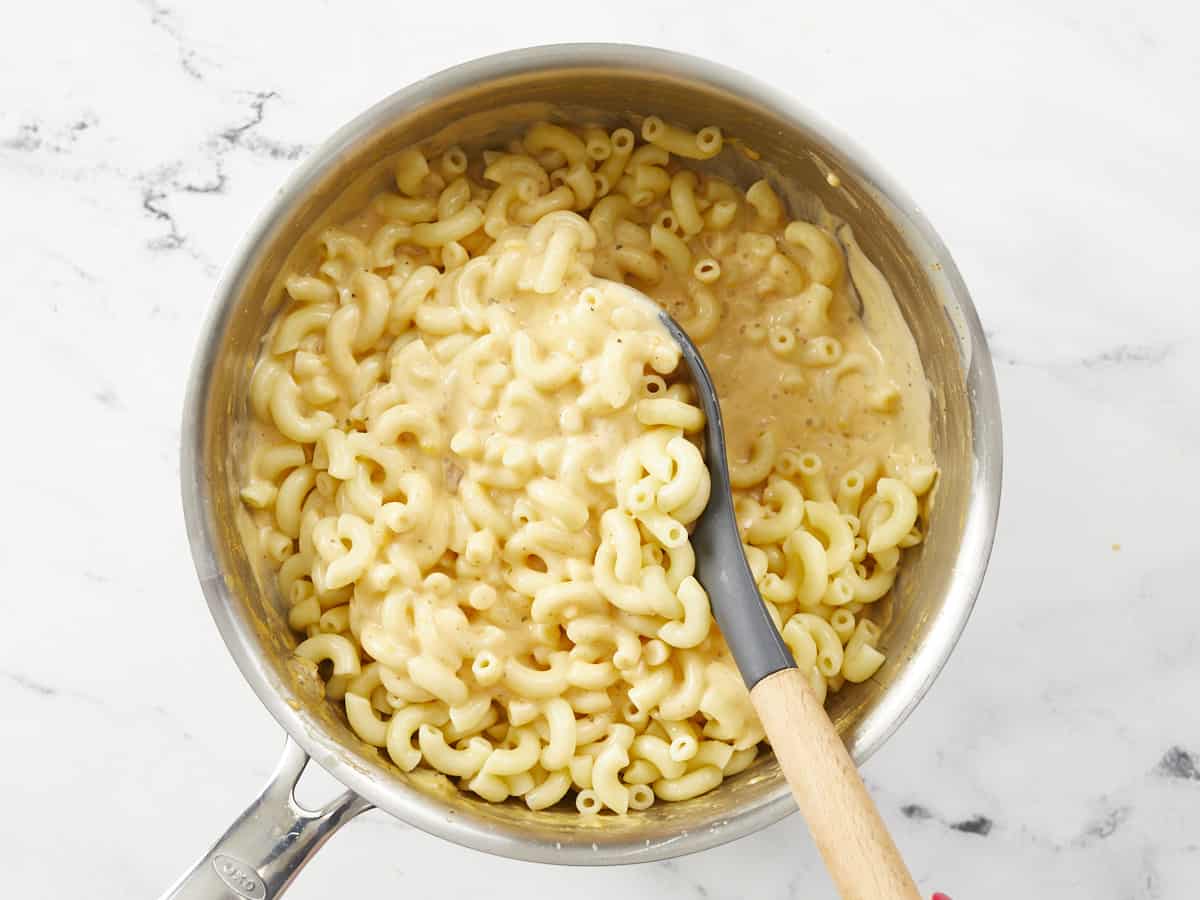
[4,1,1198,897]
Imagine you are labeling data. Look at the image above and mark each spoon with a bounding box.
[658,309,923,900]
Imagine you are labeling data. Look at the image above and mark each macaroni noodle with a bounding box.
[241,113,936,816]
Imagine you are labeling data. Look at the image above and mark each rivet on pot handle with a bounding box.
[160,737,373,899]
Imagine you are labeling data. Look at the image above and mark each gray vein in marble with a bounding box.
[136,163,222,271]
[46,250,101,286]
[5,671,59,697]
[134,90,310,269]
[139,0,211,80]
[94,386,124,410]
[900,802,994,838]
[2,91,305,275]
[1079,805,1131,842]
[902,801,1138,850]
[2,671,117,714]
[1141,847,1164,900]
[949,814,993,836]
[1153,745,1199,781]
[2,112,216,270]
[220,90,309,161]
[985,332,1183,373]
[3,122,44,152]
[903,788,1180,861]
[1078,343,1176,369]
[141,181,188,251]
[7,671,89,705]
[658,859,711,899]
[4,670,196,740]
[2,113,98,154]
[783,870,807,900]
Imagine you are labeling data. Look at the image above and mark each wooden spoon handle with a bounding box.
[750,668,922,900]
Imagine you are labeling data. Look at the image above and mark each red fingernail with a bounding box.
[932,893,952,900]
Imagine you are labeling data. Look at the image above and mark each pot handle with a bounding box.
[159,737,373,900]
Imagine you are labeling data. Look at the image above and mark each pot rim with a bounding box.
[180,42,1003,865]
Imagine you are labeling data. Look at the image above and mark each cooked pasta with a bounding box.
[241,114,937,815]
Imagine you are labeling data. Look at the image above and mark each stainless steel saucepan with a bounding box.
[171,43,1002,899]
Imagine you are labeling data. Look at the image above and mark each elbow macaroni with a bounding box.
[242,114,936,815]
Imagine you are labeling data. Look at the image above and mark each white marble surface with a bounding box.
[3,1,1199,896]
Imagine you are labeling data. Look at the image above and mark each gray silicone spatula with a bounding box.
[657,309,923,900]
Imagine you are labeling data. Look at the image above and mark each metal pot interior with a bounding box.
[183,45,1000,864]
